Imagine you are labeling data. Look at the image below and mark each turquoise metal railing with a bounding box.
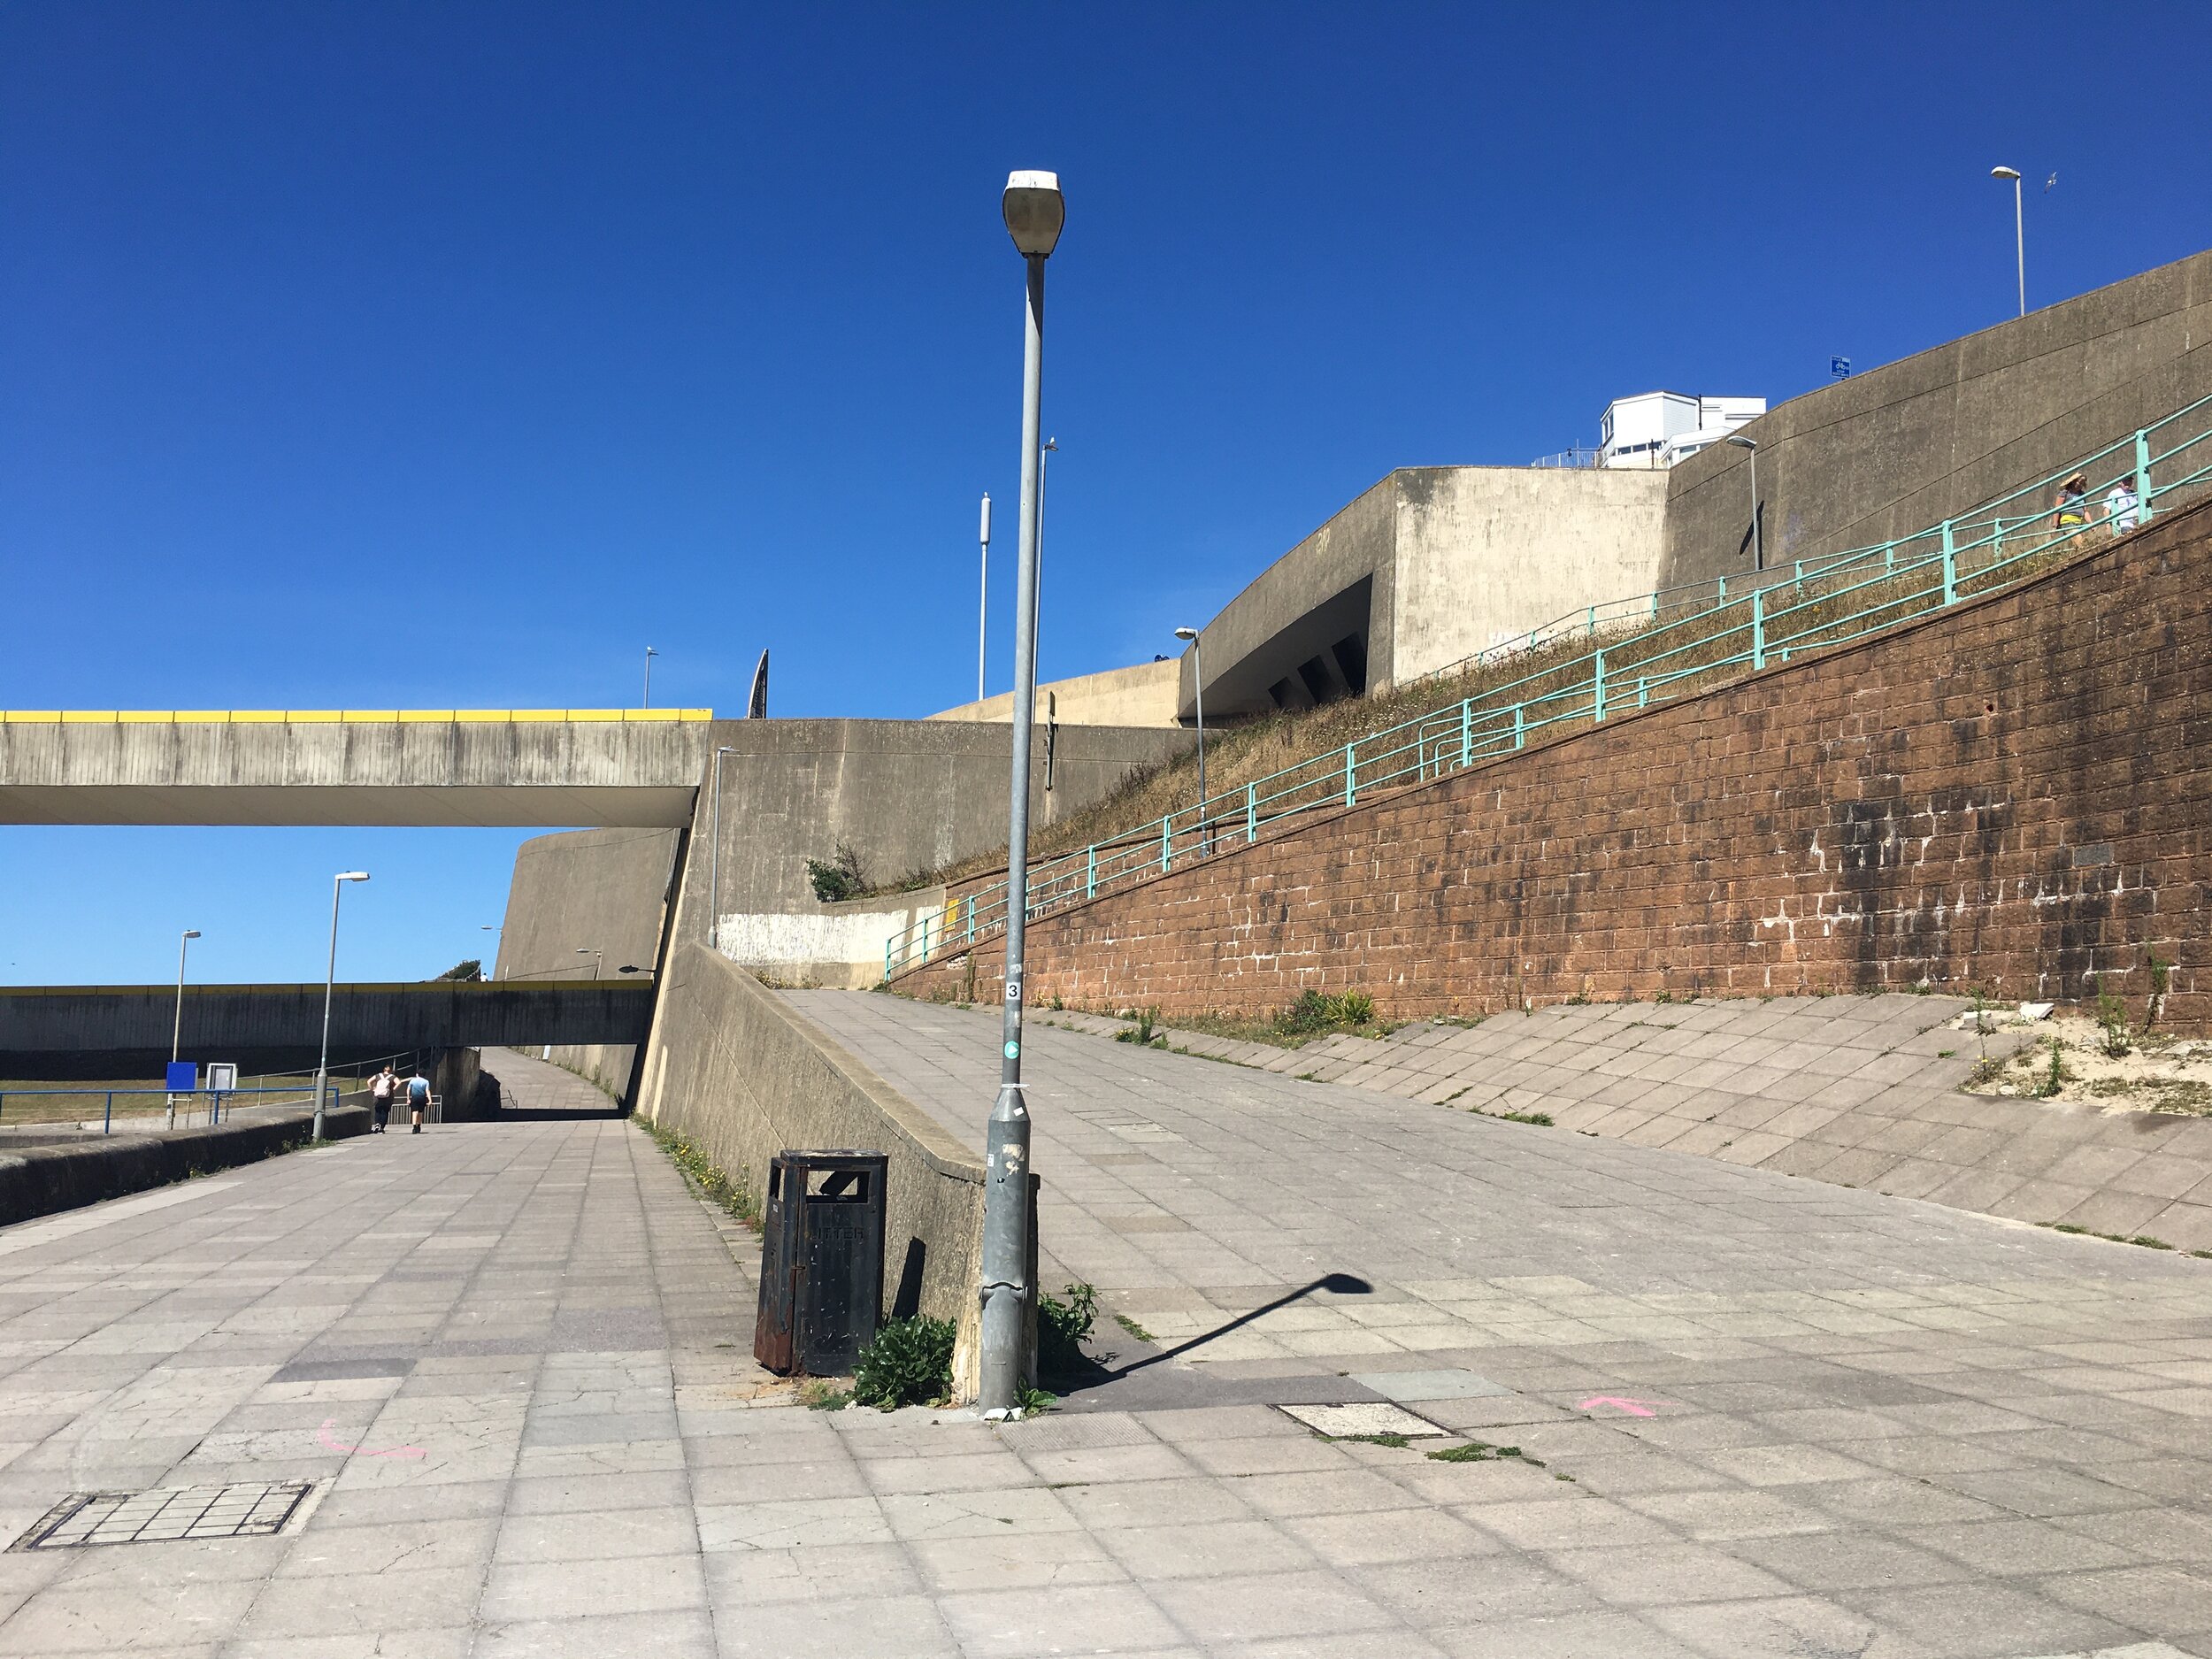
[884,394,2212,981]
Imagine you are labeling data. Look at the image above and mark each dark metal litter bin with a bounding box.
[753,1150,888,1376]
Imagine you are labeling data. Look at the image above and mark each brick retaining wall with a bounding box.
[903,497,2211,1032]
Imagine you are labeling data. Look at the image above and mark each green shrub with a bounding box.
[1113,1010,1164,1046]
[853,1315,956,1409]
[806,844,867,903]
[1274,988,1382,1038]
[1037,1280,1098,1378]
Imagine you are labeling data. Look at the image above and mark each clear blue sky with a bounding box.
[4,2,2209,986]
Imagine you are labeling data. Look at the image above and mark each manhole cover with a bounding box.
[12,1481,317,1549]
[1277,1402,1447,1438]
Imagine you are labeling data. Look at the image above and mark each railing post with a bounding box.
[1649,588,1659,619]
[884,938,893,981]
[1885,539,1895,576]
[1087,844,1097,898]
[1752,588,1765,670]
[1586,605,1595,637]
[1344,743,1356,807]
[1459,699,1471,769]
[1593,650,1607,722]
[104,1092,113,1135]
[1161,817,1171,872]
[1637,676,1648,709]
[966,896,976,946]
[1514,703,1525,749]
[1246,783,1256,843]
[2136,429,2154,521]
[1717,575,1727,605]
[1941,520,1956,604]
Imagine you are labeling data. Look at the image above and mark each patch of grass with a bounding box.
[1493,1110,1554,1127]
[643,1120,761,1229]
[2040,1222,2177,1251]
[799,1381,853,1410]
[1112,1311,1156,1342]
[852,1315,956,1410]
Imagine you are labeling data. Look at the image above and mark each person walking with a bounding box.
[2105,473,2139,538]
[368,1064,396,1134]
[405,1066,431,1134]
[2053,471,2091,541]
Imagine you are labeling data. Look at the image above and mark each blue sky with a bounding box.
[5,2,2210,986]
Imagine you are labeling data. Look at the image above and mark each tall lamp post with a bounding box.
[1991,166,2024,318]
[981,167,1063,1415]
[168,929,200,1128]
[480,925,502,979]
[576,948,603,980]
[709,743,737,949]
[976,495,992,704]
[642,646,659,710]
[311,873,370,1142]
[1033,438,1056,676]
[1726,434,1762,572]
[1174,627,1208,852]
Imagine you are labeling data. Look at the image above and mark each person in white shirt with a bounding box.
[2105,477,2139,537]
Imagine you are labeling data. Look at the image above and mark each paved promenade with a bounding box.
[4,1025,2212,1655]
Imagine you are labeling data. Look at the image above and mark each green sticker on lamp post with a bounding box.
[1004,1041,1020,1060]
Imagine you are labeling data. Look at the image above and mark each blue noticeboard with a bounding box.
[165,1062,197,1092]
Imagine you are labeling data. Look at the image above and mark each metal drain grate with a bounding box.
[12,1481,316,1549]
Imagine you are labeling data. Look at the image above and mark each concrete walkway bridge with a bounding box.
[0,709,712,826]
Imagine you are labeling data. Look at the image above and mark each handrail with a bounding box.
[882,393,2212,982]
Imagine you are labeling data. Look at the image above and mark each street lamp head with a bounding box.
[716,744,737,756]
[337,872,370,883]
[181,929,201,940]
[1174,626,1199,642]
[1002,171,1064,257]
[1725,434,1757,451]
[1990,165,2021,181]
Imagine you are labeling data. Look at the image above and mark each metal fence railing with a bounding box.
[884,392,2212,981]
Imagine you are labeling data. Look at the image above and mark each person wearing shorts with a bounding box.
[406,1070,431,1134]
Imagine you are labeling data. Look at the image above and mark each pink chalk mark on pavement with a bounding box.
[1578,1394,1670,1417]
[318,1418,425,1459]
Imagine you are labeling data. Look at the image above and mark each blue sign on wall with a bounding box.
[165,1061,197,1092]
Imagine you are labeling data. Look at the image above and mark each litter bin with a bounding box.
[753,1150,888,1377]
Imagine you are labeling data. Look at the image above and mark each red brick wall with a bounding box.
[905,500,2212,1033]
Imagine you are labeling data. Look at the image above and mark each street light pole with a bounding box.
[981,168,1063,1414]
[576,949,603,980]
[643,646,659,710]
[311,873,369,1142]
[480,925,502,979]
[1726,434,1762,572]
[1175,627,1208,852]
[168,929,200,1129]
[977,495,992,704]
[1991,166,2024,317]
[1033,438,1056,680]
[709,743,736,949]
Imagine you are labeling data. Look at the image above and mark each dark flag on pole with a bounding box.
[746,649,769,719]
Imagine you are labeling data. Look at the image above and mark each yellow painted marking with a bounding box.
[2,709,714,725]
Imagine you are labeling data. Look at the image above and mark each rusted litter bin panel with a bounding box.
[753,1150,888,1377]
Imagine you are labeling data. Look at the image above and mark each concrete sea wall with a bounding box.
[636,944,990,1395]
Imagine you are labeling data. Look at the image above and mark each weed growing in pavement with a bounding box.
[2037,1038,2068,1099]
[1426,1440,1544,1466]
[645,1121,761,1228]
[2093,983,2134,1058]
[2147,952,2173,1032]
[853,1315,956,1409]
[1313,1431,1412,1448]
[1493,1110,1554,1126]
[799,1381,853,1410]
[1113,1009,1165,1047]
[2041,1222,2178,1251]
[1017,1386,1058,1415]
[1038,1281,1099,1377]
[1112,1312,1156,1342]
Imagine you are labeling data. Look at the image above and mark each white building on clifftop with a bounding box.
[1600,390,1766,469]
